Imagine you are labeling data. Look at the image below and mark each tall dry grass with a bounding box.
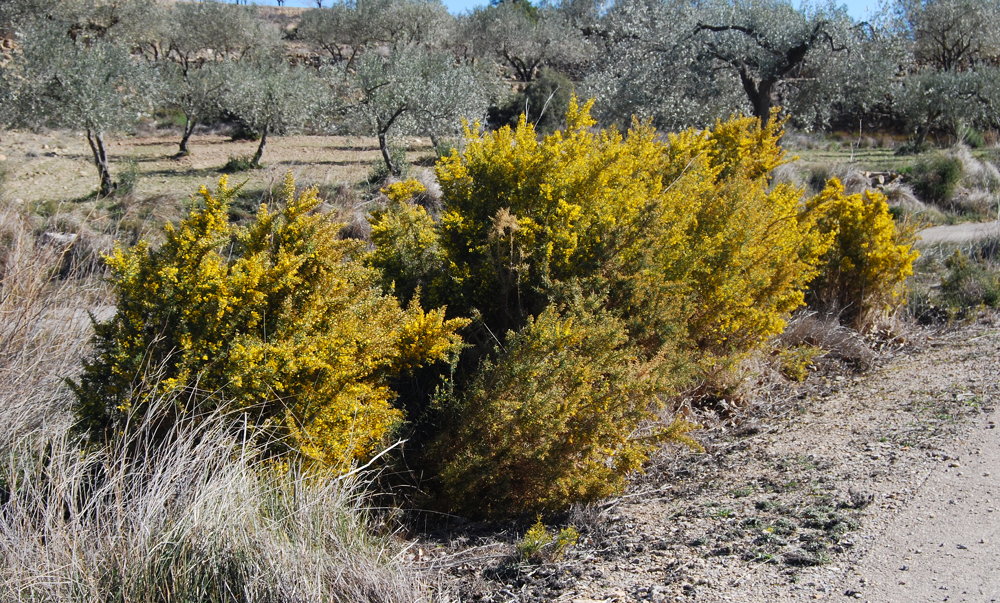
[0,203,103,441]
[0,202,425,602]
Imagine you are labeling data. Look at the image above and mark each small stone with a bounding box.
[957,544,968,550]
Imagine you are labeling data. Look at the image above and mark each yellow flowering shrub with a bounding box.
[432,299,695,517]
[430,101,827,373]
[381,178,427,203]
[368,193,444,304]
[393,100,833,516]
[806,179,919,330]
[73,174,466,469]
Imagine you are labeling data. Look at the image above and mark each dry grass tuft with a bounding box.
[0,404,425,602]
[777,312,876,371]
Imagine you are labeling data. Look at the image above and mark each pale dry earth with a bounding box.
[426,315,1000,603]
[0,129,434,205]
[919,222,1000,245]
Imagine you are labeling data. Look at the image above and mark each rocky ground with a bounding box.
[418,313,1000,602]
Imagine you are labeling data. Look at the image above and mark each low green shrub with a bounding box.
[516,517,579,563]
[367,147,408,184]
[430,300,688,517]
[910,153,962,207]
[114,159,140,197]
[957,124,985,149]
[220,154,255,173]
[488,68,574,134]
[940,250,1000,310]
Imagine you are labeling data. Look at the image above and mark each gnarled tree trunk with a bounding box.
[85,128,115,197]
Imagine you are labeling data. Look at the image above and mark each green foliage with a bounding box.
[806,179,919,330]
[220,154,256,174]
[368,181,444,304]
[940,250,1000,309]
[488,68,574,133]
[72,174,466,469]
[516,517,579,563]
[957,124,986,148]
[114,159,140,197]
[911,153,963,206]
[431,300,669,517]
[367,147,409,184]
[776,345,824,382]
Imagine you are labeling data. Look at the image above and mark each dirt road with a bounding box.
[919,222,999,245]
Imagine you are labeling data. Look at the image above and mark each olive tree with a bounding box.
[894,0,1000,72]
[469,1,591,82]
[297,0,451,71]
[222,59,323,168]
[583,0,744,129]
[889,0,1000,143]
[158,2,281,156]
[3,12,155,196]
[586,0,896,129]
[691,0,878,125]
[341,47,498,177]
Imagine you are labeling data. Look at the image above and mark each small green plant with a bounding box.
[516,517,580,563]
[940,250,1000,310]
[776,345,824,382]
[220,154,256,173]
[367,147,408,184]
[910,153,963,207]
[957,124,985,149]
[114,159,140,197]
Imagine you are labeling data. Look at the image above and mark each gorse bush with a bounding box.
[372,100,833,516]
[431,299,677,516]
[369,180,445,305]
[73,174,466,469]
[806,179,919,330]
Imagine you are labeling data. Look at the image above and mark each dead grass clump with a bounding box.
[952,146,1000,191]
[837,168,872,195]
[0,203,106,441]
[949,146,1000,219]
[0,404,425,602]
[771,162,807,190]
[777,312,876,371]
[882,182,927,213]
[411,167,443,214]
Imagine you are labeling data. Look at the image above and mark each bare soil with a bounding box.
[0,129,434,206]
[919,222,1000,245]
[422,314,1000,602]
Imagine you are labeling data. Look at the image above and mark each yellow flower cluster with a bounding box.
[406,100,833,516]
[807,178,918,330]
[74,174,466,470]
